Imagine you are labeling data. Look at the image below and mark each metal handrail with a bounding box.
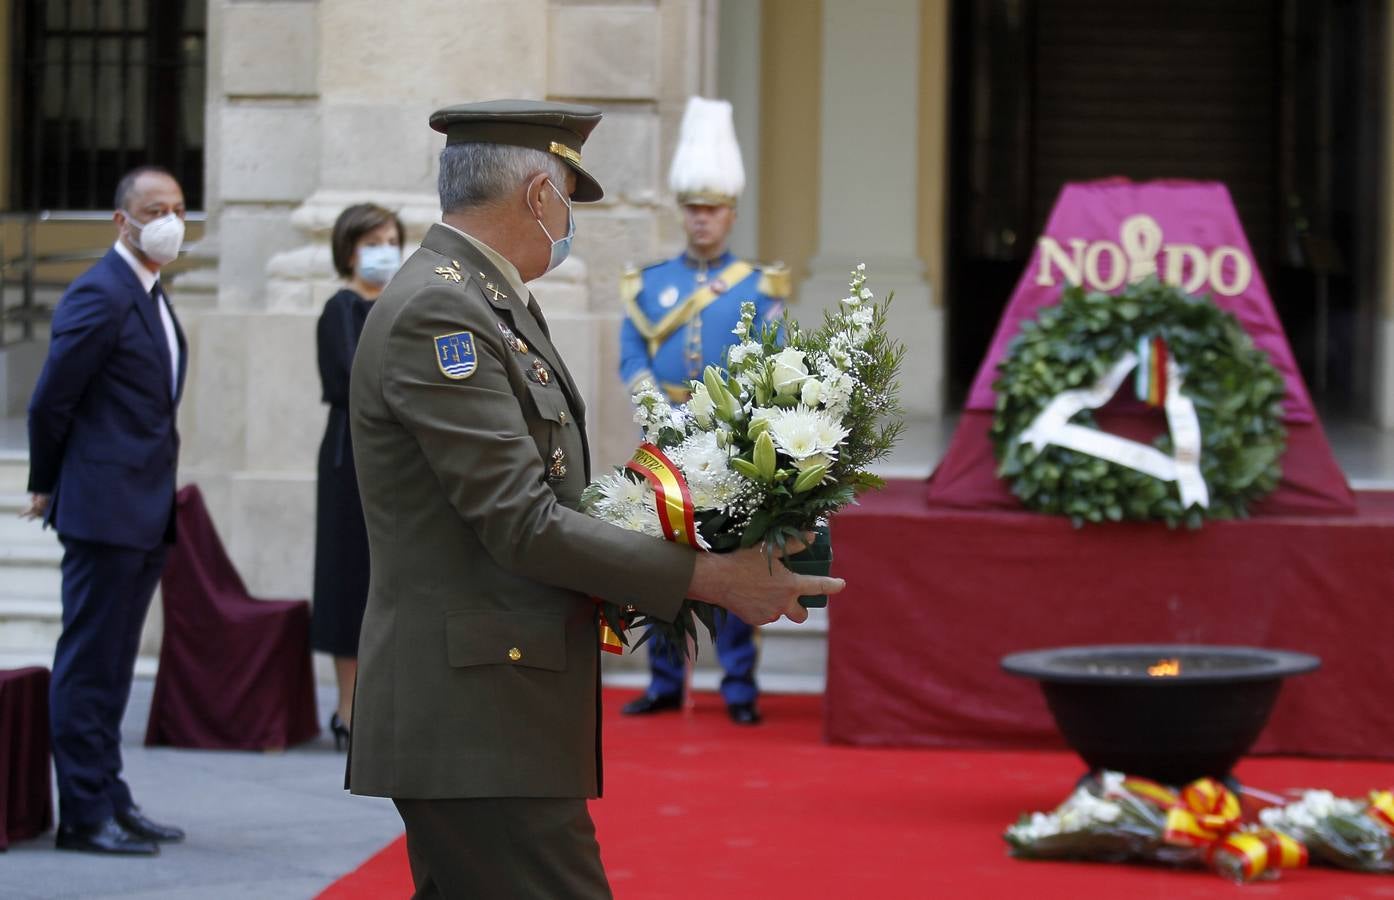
[0,210,207,347]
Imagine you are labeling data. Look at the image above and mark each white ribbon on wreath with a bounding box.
[1018,352,1210,509]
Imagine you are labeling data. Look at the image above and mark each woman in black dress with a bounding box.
[313,203,404,749]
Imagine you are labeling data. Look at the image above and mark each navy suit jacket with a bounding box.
[27,248,187,550]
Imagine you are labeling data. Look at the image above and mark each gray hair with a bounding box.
[438,143,568,213]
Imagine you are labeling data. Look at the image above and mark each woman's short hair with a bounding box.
[331,204,405,278]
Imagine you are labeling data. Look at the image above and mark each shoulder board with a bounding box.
[637,257,669,272]
[620,265,642,305]
[756,261,791,299]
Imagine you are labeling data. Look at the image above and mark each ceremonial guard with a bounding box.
[618,97,789,725]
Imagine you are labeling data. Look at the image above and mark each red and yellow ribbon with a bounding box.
[1123,776,1305,882]
[596,444,700,655]
[625,443,698,547]
[1369,790,1394,833]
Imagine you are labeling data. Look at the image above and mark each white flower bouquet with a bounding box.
[1005,773,1309,883]
[582,264,903,654]
[1258,789,1394,872]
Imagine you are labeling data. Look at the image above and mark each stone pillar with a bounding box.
[798,0,943,418]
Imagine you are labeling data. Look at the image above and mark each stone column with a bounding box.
[798,0,943,418]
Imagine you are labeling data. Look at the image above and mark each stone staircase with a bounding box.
[0,450,64,669]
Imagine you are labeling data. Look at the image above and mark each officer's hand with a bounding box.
[20,493,50,521]
[687,541,845,626]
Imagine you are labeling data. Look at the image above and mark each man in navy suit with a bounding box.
[25,166,189,855]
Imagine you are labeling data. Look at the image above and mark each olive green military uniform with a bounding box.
[347,101,695,898]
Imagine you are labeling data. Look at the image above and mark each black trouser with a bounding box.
[51,537,166,826]
[394,797,611,899]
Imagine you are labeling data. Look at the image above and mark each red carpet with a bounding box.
[320,691,1394,899]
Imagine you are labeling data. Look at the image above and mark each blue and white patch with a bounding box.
[434,331,477,380]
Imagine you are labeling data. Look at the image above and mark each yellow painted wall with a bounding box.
[918,0,949,308]
[757,0,821,289]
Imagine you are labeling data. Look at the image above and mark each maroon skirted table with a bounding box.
[0,667,53,849]
[824,480,1394,760]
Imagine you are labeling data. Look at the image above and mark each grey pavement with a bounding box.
[0,679,403,900]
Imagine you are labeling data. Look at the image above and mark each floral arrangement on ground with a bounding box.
[582,264,904,654]
[1006,772,1394,882]
[991,278,1287,528]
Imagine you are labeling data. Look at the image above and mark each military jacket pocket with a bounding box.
[445,610,567,672]
[525,382,570,425]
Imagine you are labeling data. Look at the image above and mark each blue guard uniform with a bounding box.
[618,250,788,706]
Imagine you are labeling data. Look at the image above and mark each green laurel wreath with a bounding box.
[990,279,1287,528]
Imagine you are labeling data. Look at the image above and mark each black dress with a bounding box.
[311,288,373,656]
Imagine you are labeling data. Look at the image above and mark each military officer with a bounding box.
[346,100,844,899]
[619,97,788,726]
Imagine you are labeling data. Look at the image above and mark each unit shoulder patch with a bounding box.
[434,331,478,380]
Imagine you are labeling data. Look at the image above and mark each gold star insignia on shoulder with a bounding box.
[434,259,463,284]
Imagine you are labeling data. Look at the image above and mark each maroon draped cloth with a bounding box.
[0,667,52,849]
[826,481,1394,759]
[145,485,319,750]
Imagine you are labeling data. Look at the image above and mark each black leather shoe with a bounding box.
[56,818,159,855]
[622,693,682,716]
[727,702,763,725]
[115,807,185,843]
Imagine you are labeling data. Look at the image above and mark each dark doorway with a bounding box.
[8,0,207,211]
[945,0,1385,415]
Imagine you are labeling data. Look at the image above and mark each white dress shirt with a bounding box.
[113,240,180,397]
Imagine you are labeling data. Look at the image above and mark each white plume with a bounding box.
[668,97,745,203]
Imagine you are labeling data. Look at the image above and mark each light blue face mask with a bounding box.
[536,179,575,273]
[357,244,402,286]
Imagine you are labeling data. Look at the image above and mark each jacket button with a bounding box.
[559,411,567,423]
[508,647,522,662]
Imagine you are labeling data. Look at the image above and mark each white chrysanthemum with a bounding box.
[727,340,761,368]
[766,406,846,461]
[800,377,824,407]
[668,431,753,512]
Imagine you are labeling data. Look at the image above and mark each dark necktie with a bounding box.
[149,283,175,396]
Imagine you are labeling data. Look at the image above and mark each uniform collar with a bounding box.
[681,248,733,270]
[113,239,159,295]
[438,221,527,302]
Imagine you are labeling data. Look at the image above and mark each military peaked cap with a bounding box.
[430,99,605,202]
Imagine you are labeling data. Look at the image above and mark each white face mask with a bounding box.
[126,211,185,266]
[535,179,574,274]
[357,244,402,286]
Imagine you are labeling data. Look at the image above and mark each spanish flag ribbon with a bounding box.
[595,444,700,654]
[1123,776,1303,881]
[1369,791,1394,833]
[596,602,625,655]
[626,443,699,548]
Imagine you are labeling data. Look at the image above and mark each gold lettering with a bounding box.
[1084,241,1126,291]
[1035,237,1086,287]
[1209,247,1252,296]
[1162,244,1209,294]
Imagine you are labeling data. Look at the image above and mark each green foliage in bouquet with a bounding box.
[1258,790,1394,873]
[582,265,904,655]
[991,278,1287,528]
